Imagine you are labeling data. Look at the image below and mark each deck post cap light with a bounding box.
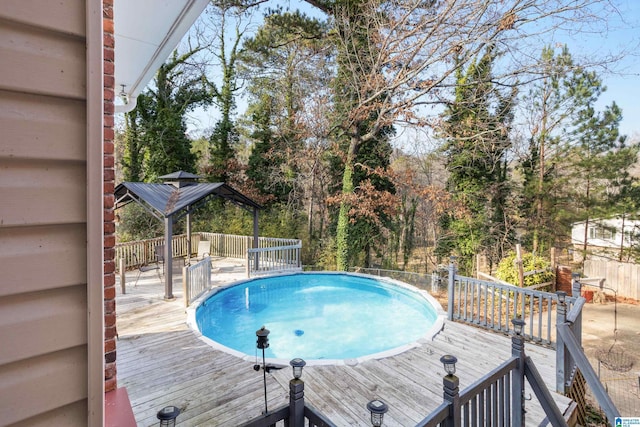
[440,354,457,376]
[290,358,306,379]
[366,399,388,427]
[157,405,180,426]
[256,326,270,349]
[556,291,567,304]
[511,318,525,336]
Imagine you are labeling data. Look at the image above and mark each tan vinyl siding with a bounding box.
[0,161,87,227]
[0,346,88,426]
[0,285,87,366]
[0,225,87,297]
[0,20,86,99]
[0,90,86,161]
[0,0,85,37]
[0,0,102,424]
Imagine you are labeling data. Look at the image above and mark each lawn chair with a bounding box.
[196,240,211,261]
[133,245,164,286]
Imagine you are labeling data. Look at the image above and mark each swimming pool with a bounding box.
[188,272,445,364]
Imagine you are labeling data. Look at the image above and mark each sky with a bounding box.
[582,0,640,139]
[184,0,640,141]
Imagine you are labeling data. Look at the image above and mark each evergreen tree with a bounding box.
[121,108,143,182]
[240,11,327,205]
[124,48,210,182]
[437,47,516,274]
[327,0,398,270]
[566,99,636,257]
[203,1,252,184]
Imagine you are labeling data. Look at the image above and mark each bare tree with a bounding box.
[301,0,622,269]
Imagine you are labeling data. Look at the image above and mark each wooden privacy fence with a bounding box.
[583,258,640,300]
[182,257,211,307]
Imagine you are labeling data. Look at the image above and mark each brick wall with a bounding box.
[103,0,117,393]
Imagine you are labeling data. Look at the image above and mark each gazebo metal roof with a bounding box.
[115,181,262,219]
[114,172,261,299]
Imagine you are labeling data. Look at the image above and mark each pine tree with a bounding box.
[437,47,516,274]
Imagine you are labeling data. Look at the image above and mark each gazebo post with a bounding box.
[114,172,262,292]
[164,216,173,299]
[186,207,192,264]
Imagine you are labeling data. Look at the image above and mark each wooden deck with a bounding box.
[116,262,573,426]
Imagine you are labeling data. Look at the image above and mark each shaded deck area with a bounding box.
[116,263,573,426]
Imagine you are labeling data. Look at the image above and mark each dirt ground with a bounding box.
[580,298,640,417]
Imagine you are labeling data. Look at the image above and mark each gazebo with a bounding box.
[114,171,262,299]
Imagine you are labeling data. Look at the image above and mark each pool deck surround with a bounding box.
[116,261,573,426]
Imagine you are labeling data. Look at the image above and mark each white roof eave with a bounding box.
[114,0,209,113]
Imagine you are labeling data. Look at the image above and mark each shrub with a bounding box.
[495,252,554,287]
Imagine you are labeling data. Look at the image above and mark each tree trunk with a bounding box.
[336,136,358,271]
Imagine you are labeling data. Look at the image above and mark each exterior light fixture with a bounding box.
[367,399,388,427]
[557,291,566,304]
[512,317,525,336]
[290,358,306,380]
[157,406,180,426]
[255,326,270,414]
[256,325,270,349]
[440,354,457,376]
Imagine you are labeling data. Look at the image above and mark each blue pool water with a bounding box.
[195,273,439,361]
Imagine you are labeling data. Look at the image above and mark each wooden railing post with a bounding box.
[442,371,460,427]
[183,265,189,308]
[289,378,305,427]
[555,291,568,394]
[571,273,582,346]
[511,318,526,427]
[571,273,581,298]
[119,257,126,294]
[447,256,456,321]
[246,250,251,278]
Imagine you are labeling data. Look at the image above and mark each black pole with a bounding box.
[256,326,270,415]
[262,346,268,414]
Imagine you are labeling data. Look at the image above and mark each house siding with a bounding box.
[0,0,103,424]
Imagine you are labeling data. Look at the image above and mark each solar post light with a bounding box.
[440,354,460,425]
[255,326,270,414]
[440,354,457,376]
[156,405,180,426]
[290,358,306,380]
[557,291,566,304]
[512,317,525,336]
[367,399,388,427]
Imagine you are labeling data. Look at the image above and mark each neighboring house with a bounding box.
[571,217,640,258]
[0,1,206,424]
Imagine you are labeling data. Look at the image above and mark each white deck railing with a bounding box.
[183,257,212,307]
[247,243,303,277]
[115,232,301,270]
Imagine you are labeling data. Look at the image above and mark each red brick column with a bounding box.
[103,0,117,393]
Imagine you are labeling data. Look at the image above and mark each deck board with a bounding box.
[116,264,572,426]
